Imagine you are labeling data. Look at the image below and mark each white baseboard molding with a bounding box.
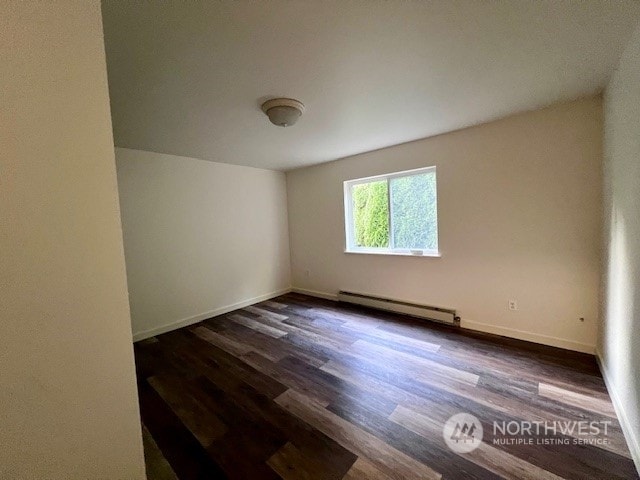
[132,287,292,342]
[291,286,595,354]
[596,350,640,473]
[462,320,595,354]
[291,287,338,301]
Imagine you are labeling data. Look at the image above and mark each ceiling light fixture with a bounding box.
[261,98,305,127]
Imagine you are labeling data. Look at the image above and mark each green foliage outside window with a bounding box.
[391,173,438,250]
[352,180,389,247]
[350,172,437,251]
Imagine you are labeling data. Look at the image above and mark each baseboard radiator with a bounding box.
[337,290,459,326]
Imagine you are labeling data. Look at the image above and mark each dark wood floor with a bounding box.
[135,293,638,480]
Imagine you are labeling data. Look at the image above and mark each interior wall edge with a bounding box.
[598,17,640,477]
[595,350,640,472]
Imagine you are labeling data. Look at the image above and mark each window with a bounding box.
[344,166,439,256]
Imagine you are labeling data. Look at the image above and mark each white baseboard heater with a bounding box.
[337,290,459,326]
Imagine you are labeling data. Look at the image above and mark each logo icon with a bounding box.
[443,413,483,453]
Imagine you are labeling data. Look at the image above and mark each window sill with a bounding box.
[344,249,442,258]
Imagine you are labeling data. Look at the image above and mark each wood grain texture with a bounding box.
[228,313,288,338]
[142,424,179,480]
[341,458,393,480]
[275,389,442,480]
[136,293,639,480]
[390,405,563,480]
[538,382,617,418]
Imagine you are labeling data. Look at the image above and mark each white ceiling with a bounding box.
[102,1,640,171]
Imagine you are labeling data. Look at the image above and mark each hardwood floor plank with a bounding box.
[208,430,284,480]
[264,300,288,310]
[241,350,334,407]
[190,366,357,479]
[228,313,288,338]
[224,383,357,477]
[199,322,288,362]
[404,402,638,480]
[441,343,608,396]
[322,354,634,469]
[135,339,189,381]
[341,457,393,480]
[278,355,398,417]
[243,305,289,321]
[275,388,442,480]
[351,339,480,386]
[320,357,491,429]
[137,293,638,480]
[183,376,288,480]
[538,382,617,418]
[390,405,563,480]
[267,442,329,480]
[149,374,228,447]
[142,424,179,480]
[338,332,631,457]
[242,310,353,357]
[192,326,253,357]
[341,323,442,353]
[179,333,289,400]
[326,391,504,480]
[138,380,227,480]
[306,305,381,326]
[284,328,480,397]
[282,313,359,346]
[378,319,605,388]
[217,318,329,367]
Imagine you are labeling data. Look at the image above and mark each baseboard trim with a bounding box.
[462,320,596,354]
[291,287,338,301]
[596,349,640,473]
[291,287,595,354]
[132,287,292,342]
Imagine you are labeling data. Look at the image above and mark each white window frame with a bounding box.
[343,166,440,257]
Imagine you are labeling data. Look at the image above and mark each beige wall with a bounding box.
[287,97,603,353]
[600,21,640,470]
[116,148,291,339]
[0,2,145,479]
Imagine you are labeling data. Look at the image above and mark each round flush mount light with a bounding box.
[261,98,305,127]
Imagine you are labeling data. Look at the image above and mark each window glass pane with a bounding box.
[352,180,389,248]
[390,172,437,250]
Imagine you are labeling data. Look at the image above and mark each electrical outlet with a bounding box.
[508,300,518,311]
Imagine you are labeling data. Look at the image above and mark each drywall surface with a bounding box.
[0,2,145,478]
[116,148,291,339]
[600,21,640,470]
[287,97,602,353]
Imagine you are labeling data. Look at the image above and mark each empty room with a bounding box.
[3,1,640,479]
